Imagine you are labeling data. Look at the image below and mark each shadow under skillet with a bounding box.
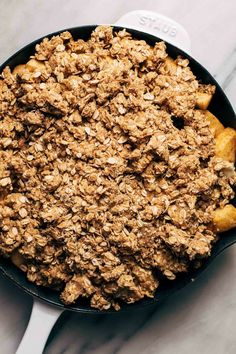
[44,247,235,354]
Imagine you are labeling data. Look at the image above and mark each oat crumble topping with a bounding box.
[0,26,235,310]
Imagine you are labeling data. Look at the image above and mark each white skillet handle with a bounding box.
[114,10,191,54]
[16,299,63,354]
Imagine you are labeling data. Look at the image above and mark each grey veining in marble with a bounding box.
[0,1,236,353]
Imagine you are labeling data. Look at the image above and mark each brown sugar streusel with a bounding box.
[0,26,235,310]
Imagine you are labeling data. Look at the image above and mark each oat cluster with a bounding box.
[0,26,235,310]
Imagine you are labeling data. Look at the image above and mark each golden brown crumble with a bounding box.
[0,26,235,310]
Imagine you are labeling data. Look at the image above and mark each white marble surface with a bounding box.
[0,0,236,353]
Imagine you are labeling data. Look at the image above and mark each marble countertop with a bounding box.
[0,0,235,353]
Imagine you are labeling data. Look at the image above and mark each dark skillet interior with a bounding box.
[0,25,236,314]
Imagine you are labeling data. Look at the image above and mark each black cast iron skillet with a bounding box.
[0,23,236,354]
